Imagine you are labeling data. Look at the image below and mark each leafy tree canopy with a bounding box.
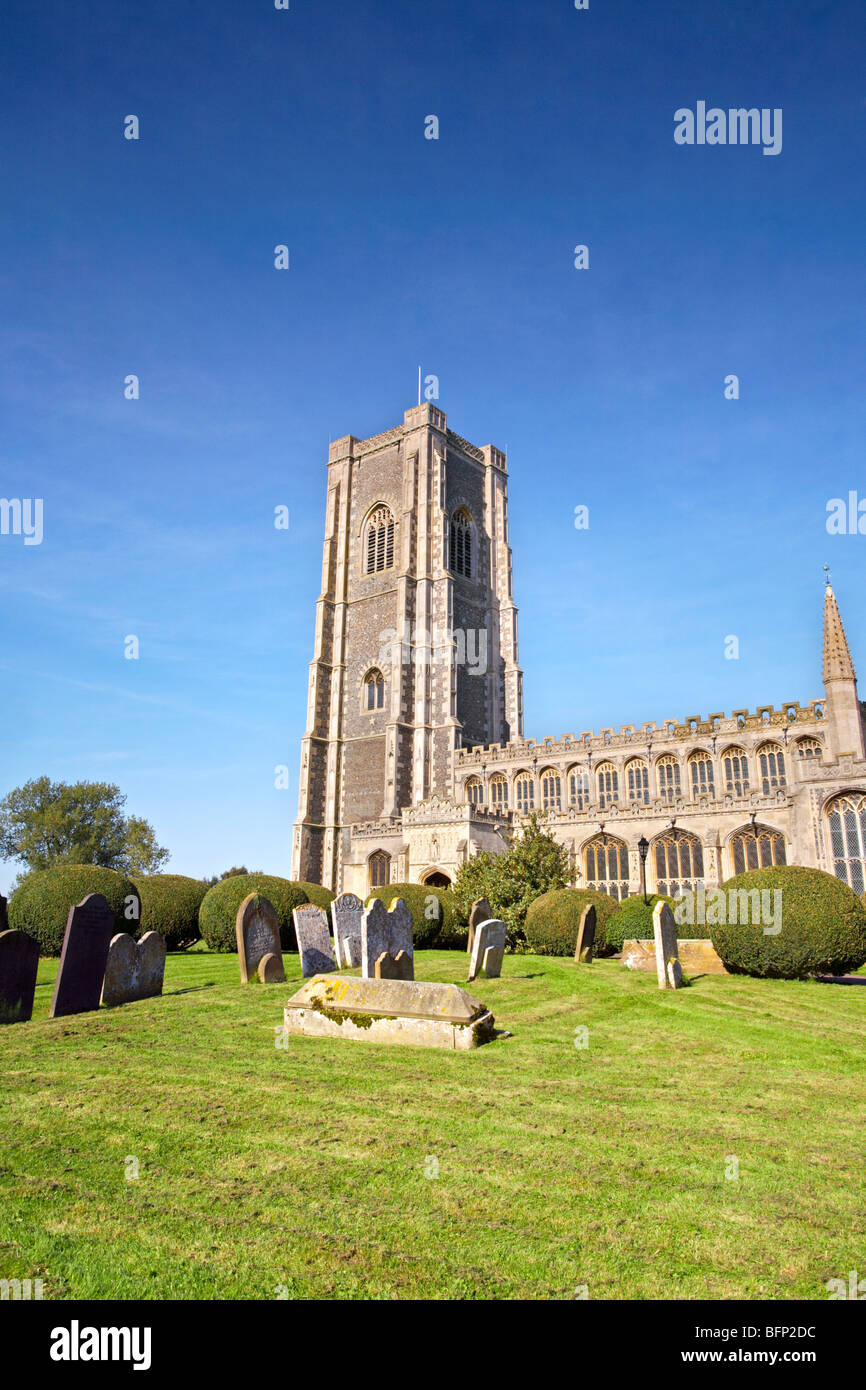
[0,777,170,876]
[452,812,570,945]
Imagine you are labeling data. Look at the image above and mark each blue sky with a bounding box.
[1,0,865,893]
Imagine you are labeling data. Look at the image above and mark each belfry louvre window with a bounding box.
[689,751,715,797]
[731,825,786,874]
[364,669,385,711]
[758,742,786,794]
[584,836,629,901]
[450,510,472,578]
[364,506,395,574]
[515,771,534,813]
[655,832,704,896]
[597,762,618,808]
[541,768,562,811]
[723,747,749,797]
[626,759,649,805]
[827,793,866,895]
[369,850,391,889]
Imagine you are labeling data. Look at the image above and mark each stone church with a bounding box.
[292,401,866,902]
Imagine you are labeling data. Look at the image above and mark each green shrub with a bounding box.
[365,883,466,949]
[137,874,208,951]
[605,895,677,954]
[295,881,335,912]
[711,866,866,979]
[524,888,620,957]
[199,875,310,953]
[8,865,141,957]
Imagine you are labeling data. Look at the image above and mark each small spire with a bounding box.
[823,578,856,683]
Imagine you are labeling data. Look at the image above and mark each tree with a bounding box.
[0,777,169,876]
[452,812,570,946]
[202,866,253,889]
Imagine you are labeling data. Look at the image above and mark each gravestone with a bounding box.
[292,903,336,978]
[0,929,39,1025]
[284,974,496,1050]
[653,901,683,990]
[467,897,493,954]
[236,894,285,984]
[361,897,414,980]
[0,893,7,931]
[468,919,507,981]
[258,952,284,983]
[331,893,363,969]
[374,950,413,981]
[49,893,117,1018]
[574,904,596,963]
[101,931,167,1007]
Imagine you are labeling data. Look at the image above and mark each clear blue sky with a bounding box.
[1,0,865,893]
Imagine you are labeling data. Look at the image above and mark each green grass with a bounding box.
[1,950,864,1300]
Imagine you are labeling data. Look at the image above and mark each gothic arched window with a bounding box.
[465,776,484,805]
[567,766,590,809]
[689,751,715,798]
[369,850,391,889]
[584,835,629,901]
[449,509,472,578]
[489,774,508,808]
[730,825,786,875]
[514,771,534,814]
[364,505,395,574]
[626,759,649,806]
[596,762,618,808]
[364,669,385,711]
[723,746,749,797]
[654,832,704,896]
[541,768,562,810]
[758,742,786,793]
[795,737,823,761]
[826,793,866,894]
[656,755,681,803]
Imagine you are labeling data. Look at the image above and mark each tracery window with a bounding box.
[364,668,385,711]
[757,742,786,794]
[730,825,786,874]
[541,768,562,811]
[369,850,391,889]
[654,832,704,896]
[584,836,630,901]
[568,766,590,810]
[626,759,649,806]
[656,755,681,803]
[596,762,618,808]
[449,509,472,578]
[795,737,822,761]
[826,793,866,895]
[364,505,395,574]
[723,746,749,797]
[689,751,715,798]
[465,776,484,806]
[489,774,508,808]
[515,771,535,814]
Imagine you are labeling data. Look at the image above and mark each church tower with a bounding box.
[822,580,865,762]
[292,402,522,891]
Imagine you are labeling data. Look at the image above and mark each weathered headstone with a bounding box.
[653,902,683,990]
[292,903,336,978]
[331,892,363,969]
[361,898,414,979]
[236,894,285,984]
[0,894,7,932]
[374,949,413,981]
[574,904,596,963]
[101,931,167,1007]
[468,918,507,981]
[467,897,493,954]
[0,929,39,1025]
[258,952,284,983]
[49,893,117,1018]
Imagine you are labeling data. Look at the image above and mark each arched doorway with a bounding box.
[421,870,452,888]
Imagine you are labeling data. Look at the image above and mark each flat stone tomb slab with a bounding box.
[283,974,496,1050]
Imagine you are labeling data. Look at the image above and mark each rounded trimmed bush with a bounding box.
[295,881,335,912]
[524,888,620,957]
[365,883,465,949]
[605,895,677,954]
[137,874,208,951]
[8,866,141,957]
[711,866,866,979]
[199,875,310,953]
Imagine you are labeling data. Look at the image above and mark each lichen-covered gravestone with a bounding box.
[330,893,363,969]
[292,903,336,978]
[361,897,414,980]
[0,929,39,1024]
[653,901,684,990]
[101,931,167,1007]
[49,893,117,1018]
[236,894,285,984]
[467,897,493,954]
[574,904,596,963]
[468,919,507,981]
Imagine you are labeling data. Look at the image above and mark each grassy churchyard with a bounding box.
[2,947,864,1301]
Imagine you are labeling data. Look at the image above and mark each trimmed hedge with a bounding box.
[524,888,620,957]
[295,881,335,912]
[365,883,465,949]
[199,875,310,953]
[8,865,141,957]
[137,874,208,951]
[605,895,677,954]
[711,866,866,979]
